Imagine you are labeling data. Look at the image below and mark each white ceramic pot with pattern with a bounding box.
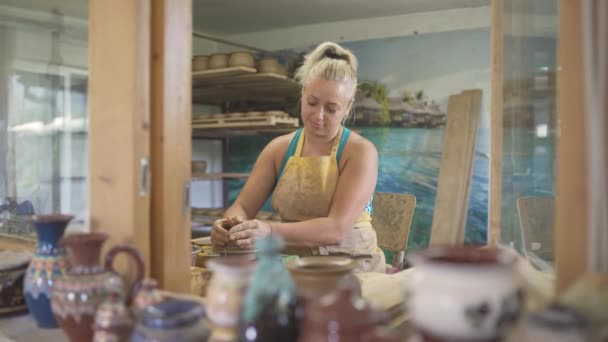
[406,246,525,341]
[205,256,253,330]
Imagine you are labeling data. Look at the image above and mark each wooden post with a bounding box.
[430,90,482,245]
[555,0,588,293]
[488,0,503,247]
[150,0,192,292]
[88,0,151,273]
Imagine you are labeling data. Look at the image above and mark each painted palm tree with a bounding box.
[359,81,390,124]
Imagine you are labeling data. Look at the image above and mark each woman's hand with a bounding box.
[229,219,272,249]
[210,216,243,247]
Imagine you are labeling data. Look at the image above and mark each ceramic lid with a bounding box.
[138,299,205,329]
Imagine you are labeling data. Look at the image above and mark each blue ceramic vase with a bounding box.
[23,214,73,328]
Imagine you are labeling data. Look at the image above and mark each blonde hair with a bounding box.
[294,42,358,97]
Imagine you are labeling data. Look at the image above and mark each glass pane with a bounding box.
[0,1,89,238]
[501,0,558,270]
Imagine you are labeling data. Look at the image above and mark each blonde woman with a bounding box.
[211,42,385,273]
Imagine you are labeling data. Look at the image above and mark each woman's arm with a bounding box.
[229,135,378,248]
[211,134,290,246]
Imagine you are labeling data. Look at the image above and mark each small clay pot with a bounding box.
[191,160,207,174]
[208,54,228,69]
[192,55,209,71]
[257,57,280,74]
[228,51,255,68]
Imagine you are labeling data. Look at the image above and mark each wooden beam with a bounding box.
[555,0,588,293]
[89,0,151,273]
[150,0,192,292]
[488,0,503,247]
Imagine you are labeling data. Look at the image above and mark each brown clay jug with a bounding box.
[51,233,144,342]
[298,287,399,342]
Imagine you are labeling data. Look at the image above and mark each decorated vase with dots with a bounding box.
[23,214,73,328]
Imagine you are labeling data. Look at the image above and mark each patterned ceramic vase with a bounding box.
[23,214,73,328]
[206,256,254,341]
[51,233,144,342]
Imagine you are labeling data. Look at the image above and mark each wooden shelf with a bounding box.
[192,126,296,138]
[192,67,300,104]
[192,172,249,180]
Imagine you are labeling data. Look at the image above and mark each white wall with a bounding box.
[219,6,491,52]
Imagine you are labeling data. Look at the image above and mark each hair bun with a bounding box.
[323,49,346,61]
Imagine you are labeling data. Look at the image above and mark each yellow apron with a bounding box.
[271,127,386,273]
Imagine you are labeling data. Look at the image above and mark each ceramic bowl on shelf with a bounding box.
[192,55,209,71]
[208,53,229,69]
[405,246,524,341]
[228,51,255,68]
[191,160,207,174]
[257,57,280,74]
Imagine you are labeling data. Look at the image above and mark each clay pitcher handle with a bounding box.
[104,245,145,304]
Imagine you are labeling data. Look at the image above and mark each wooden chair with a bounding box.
[516,196,555,271]
[371,192,416,270]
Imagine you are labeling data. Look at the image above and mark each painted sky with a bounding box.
[343,28,491,128]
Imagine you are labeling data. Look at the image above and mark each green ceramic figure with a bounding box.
[239,235,300,342]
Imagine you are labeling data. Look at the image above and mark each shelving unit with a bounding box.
[190,64,302,208]
[192,66,300,105]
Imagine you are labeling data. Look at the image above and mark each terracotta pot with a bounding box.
[192,55,209,71]
[51,233,145,342]
[406,246,525,341]
[24,214,73,328]
[1,250,31,317]
[228,51,255,68]
[208,53,228,69]
[205,256,253,335]
[286,256,357,299]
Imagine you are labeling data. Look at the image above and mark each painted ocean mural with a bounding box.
[226,29,492,252]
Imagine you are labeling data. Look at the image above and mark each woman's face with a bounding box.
[300,76,354,138]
